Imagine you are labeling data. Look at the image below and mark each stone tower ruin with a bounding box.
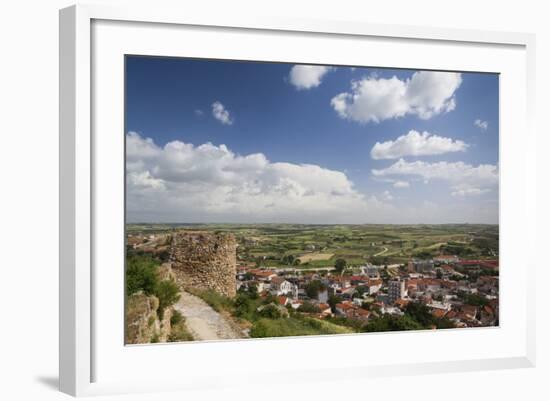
[169,231,237,298]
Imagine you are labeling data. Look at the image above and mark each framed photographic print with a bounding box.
[59,4,536,396]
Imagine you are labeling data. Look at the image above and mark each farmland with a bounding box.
[127,223,499,269]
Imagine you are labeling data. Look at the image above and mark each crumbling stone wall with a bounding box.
[125,292,160,344]
[170,231,237,297]
[125,292,174,344]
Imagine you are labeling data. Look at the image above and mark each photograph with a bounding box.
[124,56,499,344]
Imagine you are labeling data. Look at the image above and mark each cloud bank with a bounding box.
[371,130,468,160]
[126,132,394,223]
[372,158,498,197]
[331,71,462,123]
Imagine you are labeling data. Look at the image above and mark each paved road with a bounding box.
[173,291,242,341]
[270,266,336,273]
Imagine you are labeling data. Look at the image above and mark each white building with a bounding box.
[270,276,298,297]
[388,278,407,304]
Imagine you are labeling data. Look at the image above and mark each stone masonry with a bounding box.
[170,231,237,297]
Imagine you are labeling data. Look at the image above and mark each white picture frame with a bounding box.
[59,3,536,397]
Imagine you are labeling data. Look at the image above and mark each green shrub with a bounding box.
[168,322,194,342]
[325,316,364,331]
[297,302,321,314]
[234,294,257,320]
[258,304,285,319]
[126,254,159,295]
[170,310,184,326]
[188,289,233,313]
[363,314,423,332]
[334,258,347,273]
[155,279,181,319]
[463,293,489,307]
[404,302,435,327]
[250,317,352,338]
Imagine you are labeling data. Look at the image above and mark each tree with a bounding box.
[435,317,456,329]
[328,294,343,313]
[258,303,286,319]
[404,302,434,328]
[297,302,321,314]
[281,254,295,265]
[126,254,159,296]
[234,294,255,319]
[463,293,489,307]
[334,258,347,273]
[305,280,326,299]
[363,314,423,332]
[355,285,368,296]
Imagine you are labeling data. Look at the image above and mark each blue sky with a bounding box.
[125,56,499,224]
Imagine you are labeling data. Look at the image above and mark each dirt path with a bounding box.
[374,247,389,257]
[173,291,243,341]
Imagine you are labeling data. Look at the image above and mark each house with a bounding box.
[433,255,459,264]
[479,260,499,271]
[366,279,382,295]
[270,276,298,297]
[318,303,332,316]
[381,305,404,316]
[410,259,435,273]
[431,309,447,319]
[331,276,351,289]
[335,301,370,321]
[477,276,499,294]
[363,265,381,279]
[277,296,289,306]
[350,275,368,285]
[457,260,498,272]
[290,300,303,310]
[349,308,370,322]
[480,304,497,325]
[250,269,277,281]
[394,298,410,310]
[336,286,356,298]
[417,278,441,292]
[317,289,329,303]
[460,305,479,321]
[428,300,452,312]
[335,301,354,316]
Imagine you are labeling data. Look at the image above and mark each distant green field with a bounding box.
[127,223,499,267]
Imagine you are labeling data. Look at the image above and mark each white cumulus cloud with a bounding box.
[382,190,393,201]
[212,101,233,125]
[126,132,396,223]
[372,158,498,196]
[331,71,462,123]
[452,188,490,197]
[474,119,489,131]
[393,180,410,188]
[370,130,468,160]
[288,65,334,90]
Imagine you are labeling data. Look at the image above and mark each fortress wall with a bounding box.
[170,231,237,298]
